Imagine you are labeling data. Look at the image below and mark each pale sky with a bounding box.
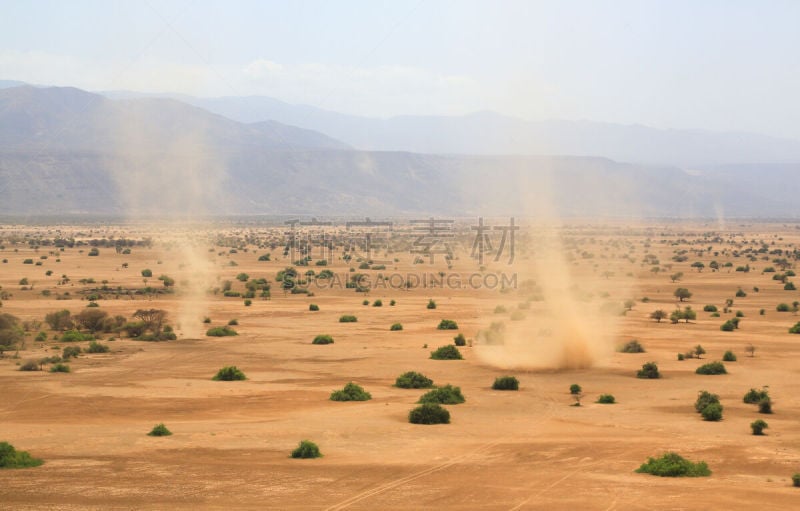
[2,0,799,139]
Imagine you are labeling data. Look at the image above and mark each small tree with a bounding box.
[674,288,692,302]
[701,403,723,421]
[722,350,737,362]
[637,362,661,379]
[426,299,437,309]
[751,419,768,435]
[650,310,667,323]
[291,440,322,458]
[695,391,720,413]
[569,384,582,395]
[694,345,706,358]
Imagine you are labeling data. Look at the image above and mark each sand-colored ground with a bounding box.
[2,221,800,510]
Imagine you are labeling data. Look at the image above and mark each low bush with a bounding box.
[228,319,238,326]
[637,362,661,379]
[86,341,109,353]
[312,334,334,345]
[597,394,616,404]
[212,366,246,381]
[60,330,93,342]
[309,304,319,311]
[720,320,736,332]
[777,303,791,312]
[148,423,172,436]
[408,403,450,424]
[206,326,238,337]
[789,322,800,334]
[453,333,466,346]
[437,319,458,330]
[701,403,723,421]
[426,299,437,309]
[695,391,720,413]
[339,315,358,323]
[751,419,768,435]
[390,323,403,331]
[759,398,773,414]
[330,382,371,401]
[372,299,383,307]
[62,346,81,359]
[793,474,800,487]
[419,384,465,404]
[619,340,645,353]
[696,361,727,375]
[635,452,710,477]
[743,387,769,404]
[722,350,737,362]
[395,371,433,389]
[0,441,43,468]
[430,345,463,360]
[291,440,322,458]
[19,360,39,371]
[49,363,70,373]
[703,304,718,312]
[492,376,519,391]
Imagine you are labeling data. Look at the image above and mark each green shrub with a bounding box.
[793,474,800,487]
[49,363,70,373]
[309,304,319,311]
[312,334,334,345]
[569,384,582,395]
[291,440,322,458]
[597,394,616,404]
[330,382,371,401]
[635,452,710,477]
[34,331,47,342]
[785,282,797,291]
[637,362,660,379]
[696,361,727,375]
[0,441,43,468]
[243,299,252,307]
[419,384,465,404]
[677,353,685,361]
[362,299,369,306]
[701,403,723,421]
[228,319,238,326]
[372,299,383,307]
[430,345,463,360]
[777,303,791,312]
[395,371,433,389]
[722,350,736,362]
[703,304,718,312]
[86,341,109,353]
[339,315,358,323]
[62,346,81,359]
[492,376,519,391]
[453,333,466,346]
[758,398,773,414]
[695,391,720,413]
[19,360,39,371]
[206,326,238,337]
[212,366,246,381]
[203,317,211,324]
[743,387,769,404]
[408,403,450,424]
[720,320,735,332]
[148,423,172,437]
[141,269,152,277]
[437,319,458,330]
[390,300,396,306]
[390,323,403,331]
[60,330,93,342]
[790,322,800,334]
[619,340,645,353]
[751,419,768,435]
[426,299,437,309]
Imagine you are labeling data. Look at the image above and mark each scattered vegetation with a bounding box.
[330,382,372,401]
[395,371,433,389]
[695,361,727,375]
[206,326,238,337]
[492,376,519,391]
[291,440,322,458]
[212,366,246,381]
[148,423,172,437]
[635,452,710,477]
[430,345,463,360]
[0,441,43,468]
[408,403,450,424]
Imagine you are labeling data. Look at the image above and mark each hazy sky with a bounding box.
[2,0,799,138]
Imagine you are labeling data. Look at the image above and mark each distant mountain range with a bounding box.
[101,89,800,168]
[0,83,799,218]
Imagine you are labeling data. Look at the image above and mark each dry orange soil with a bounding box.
[2,221,800,510]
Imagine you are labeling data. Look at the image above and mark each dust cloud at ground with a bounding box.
[473,164,636,370]
[103,101,227,337]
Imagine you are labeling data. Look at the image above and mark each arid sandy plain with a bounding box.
[2,220,800,510]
